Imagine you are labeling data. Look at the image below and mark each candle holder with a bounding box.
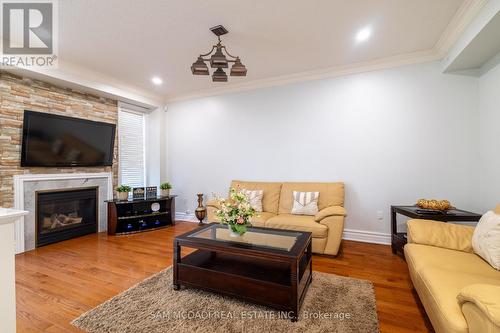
[194,193,207,226]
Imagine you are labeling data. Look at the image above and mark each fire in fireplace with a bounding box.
[36,187,98,247]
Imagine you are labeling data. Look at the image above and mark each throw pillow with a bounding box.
[291,191,319,216]
[241,189,263,212]
[472,210,500,270]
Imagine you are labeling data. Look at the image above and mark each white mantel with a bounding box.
[0,208,28,333]
[13,172,113,253]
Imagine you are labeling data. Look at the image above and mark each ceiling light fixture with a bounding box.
[355,27,372,43]
[151,77,163,85]
[191,25,247,82]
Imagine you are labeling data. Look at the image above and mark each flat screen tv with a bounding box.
[21,110,116,167]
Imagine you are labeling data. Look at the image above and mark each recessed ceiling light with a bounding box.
[151,76,163,85]
[356,27,372,43]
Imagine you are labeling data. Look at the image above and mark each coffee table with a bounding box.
[173,223,313,321]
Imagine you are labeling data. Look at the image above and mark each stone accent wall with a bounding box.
[0,71,118,208]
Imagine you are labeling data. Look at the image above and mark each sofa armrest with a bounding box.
[206,199,222,209]
[315,206,347,222]
[206,199,222,223]
[458,284,500,332]
[406,219,475,253]
[318,215,345,256]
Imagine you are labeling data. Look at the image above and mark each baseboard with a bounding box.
[342,228,391,245]
[175,212,198,223]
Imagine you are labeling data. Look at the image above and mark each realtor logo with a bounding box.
[0,0,58,68]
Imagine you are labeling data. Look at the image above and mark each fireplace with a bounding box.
[36,187,98,247]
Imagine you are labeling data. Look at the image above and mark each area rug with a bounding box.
[72,267,379,333]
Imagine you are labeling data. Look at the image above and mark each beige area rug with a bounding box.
[73,267,379,333]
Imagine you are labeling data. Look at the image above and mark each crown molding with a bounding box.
[435,0,489,57]
[164,0,486,104]
[3,1,484,106]
[442,0,500,74]
[3,61,164,109]
[165,49,440,103]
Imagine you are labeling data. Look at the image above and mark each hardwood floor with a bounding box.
[15,221,432,332]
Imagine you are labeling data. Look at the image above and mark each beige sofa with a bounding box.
[404,208,500,333]
[207,180,346,256]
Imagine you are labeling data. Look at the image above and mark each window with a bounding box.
[118,108,146,188]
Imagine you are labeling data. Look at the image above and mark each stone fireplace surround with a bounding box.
[13,172,113,253]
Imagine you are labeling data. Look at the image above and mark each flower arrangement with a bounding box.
[214,188,257,236]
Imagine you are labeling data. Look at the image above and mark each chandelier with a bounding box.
[191,25,247,82]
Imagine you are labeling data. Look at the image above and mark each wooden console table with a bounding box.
[391,205,481,258]
[106,196,176,235]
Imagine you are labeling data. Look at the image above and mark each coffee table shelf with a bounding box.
[180,250,292,285]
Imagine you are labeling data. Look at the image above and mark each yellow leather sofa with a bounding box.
[404,206,500,333]
[207,180,346,256]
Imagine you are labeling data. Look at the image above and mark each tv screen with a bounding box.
[21,110,116,167]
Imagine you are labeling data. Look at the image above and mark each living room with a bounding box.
[1,0,500,332]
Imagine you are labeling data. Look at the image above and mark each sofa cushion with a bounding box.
[417,267,500,333]
[249,212,276,227]
[405,244,500,333]
[265,214,328,238]
[405,243,500,279]
[279,182,344,214]
[472,211,500,270]
[231,180,282,214]
[241,188,263,212]
[407,219,475,253]
[291,191,319,215]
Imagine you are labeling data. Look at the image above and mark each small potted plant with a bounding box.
[160,182,172,197]
[116,185,131,200]
[214,188,256,237]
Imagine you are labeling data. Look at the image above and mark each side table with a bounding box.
[391,205,481,258]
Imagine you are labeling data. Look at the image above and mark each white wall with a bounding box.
[479,61,500,211]
[165,61,480,235]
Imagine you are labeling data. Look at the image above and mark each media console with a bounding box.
[106,196,176,235]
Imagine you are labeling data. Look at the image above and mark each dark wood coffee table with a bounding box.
[173,223,312,321]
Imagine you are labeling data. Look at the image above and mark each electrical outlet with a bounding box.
[377,210,384,220]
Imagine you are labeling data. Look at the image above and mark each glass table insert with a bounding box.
[188,223,301,252]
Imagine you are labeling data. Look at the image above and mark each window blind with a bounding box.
[118,108,145,188]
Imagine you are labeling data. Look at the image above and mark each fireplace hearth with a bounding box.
[36,187,98,247]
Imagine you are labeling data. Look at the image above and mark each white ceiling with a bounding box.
[56,0,471,102]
